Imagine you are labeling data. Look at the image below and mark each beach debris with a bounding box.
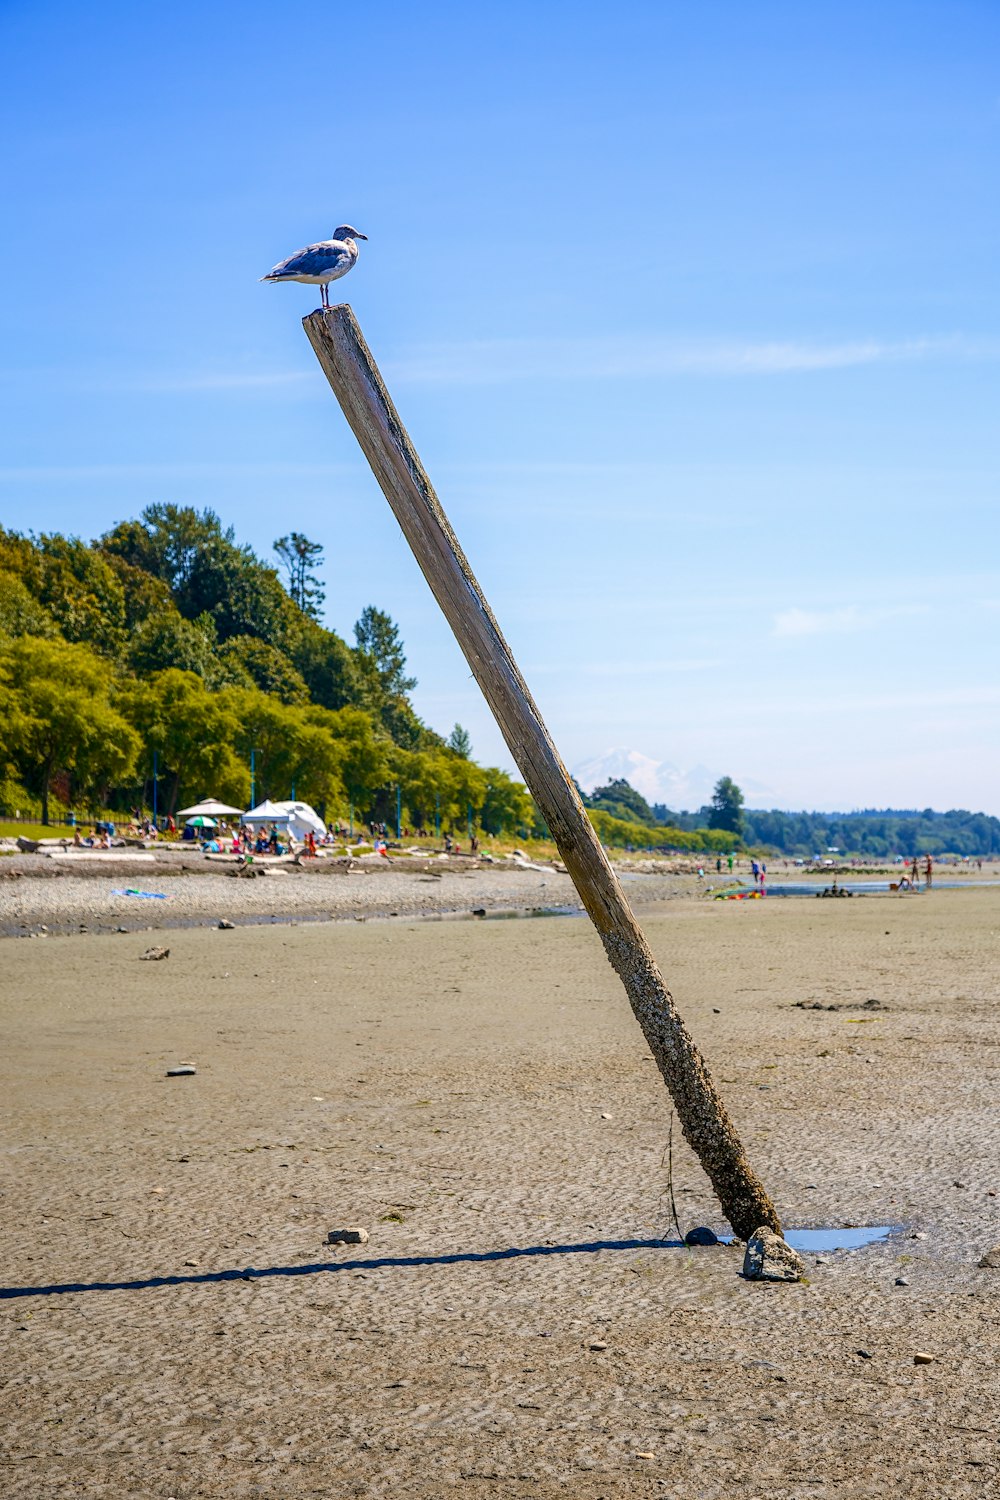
[895,1276,911,1286]
[913,1351,935,1365]
[217,918,235,929]
[855,1349,873,1359]
[635,1451,656,1460]
[685,1226,720,1247]
[588,1339,608,1352]
[977,1244,1000,1268]
[742,1226,805,1282]
[327,1227,369,1246]
[600,1111,613,1120]
[166,1064,196,1077]
[140,946,170,961]
[112,888,168,899]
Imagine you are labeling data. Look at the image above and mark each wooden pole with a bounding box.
[303,304,781,1240]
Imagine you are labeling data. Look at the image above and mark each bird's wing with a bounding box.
[264,240,351,278]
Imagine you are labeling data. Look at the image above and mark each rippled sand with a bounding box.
[2,887,999,1496]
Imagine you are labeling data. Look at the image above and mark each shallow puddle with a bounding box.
[784,1225,893,1252]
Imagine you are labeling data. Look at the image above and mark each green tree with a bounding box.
[480,768,534,836]
[354,606,416,698]
[214,637,309,704]
[588,777,655,824]
[125,668,245,815]
[289,619,363,711]
[0,571,57,639]
[307,705,389,820]
[129,611,218,679]
[448,723,472,758]
[274,533,326,620]
[0,636,139,824]
[707,775,745,837]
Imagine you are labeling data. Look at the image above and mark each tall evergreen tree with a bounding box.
[273,532,326,620]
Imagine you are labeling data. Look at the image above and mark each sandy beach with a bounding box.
[2,881,999,1497]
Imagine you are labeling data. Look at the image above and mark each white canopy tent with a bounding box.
[241,799,291,825]
[273,800,326,840]
[176,799,245,819]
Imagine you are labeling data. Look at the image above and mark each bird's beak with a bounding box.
[355,233,368,240]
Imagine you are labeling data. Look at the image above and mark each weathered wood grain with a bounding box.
[303,303,781,1239]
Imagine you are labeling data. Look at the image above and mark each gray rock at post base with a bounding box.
[742,1226,805,1283]
[685,1226,720,1247]
[140,946,170,961]
[978,1245,1000,1269]
[327,1227,369,1246]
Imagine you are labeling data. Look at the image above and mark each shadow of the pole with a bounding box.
[1,1235,688,1301]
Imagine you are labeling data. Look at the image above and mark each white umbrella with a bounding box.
[176,799,245,818]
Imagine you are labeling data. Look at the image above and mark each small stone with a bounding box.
[856,1348,872,1359]
[600,1112,613,1120]
[813,1256,828,1266]
[140,946,170,961]
[895,1276,911,1286]
[910,1231,927,1240]
[184,1258,199,1267]
[166,1065,196,1077]
[589,1339,608,1351]
[742,1226,804,1283]
[635,1451,655,1460]
[218,918,235,929]
[977,1245,1000,1269]
[712,1007,721,1014]
[327,1227,369,1246]
[684,1226,719,1247]
[913,1351,935,1365]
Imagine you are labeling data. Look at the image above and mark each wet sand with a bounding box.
[2,886,999,1496]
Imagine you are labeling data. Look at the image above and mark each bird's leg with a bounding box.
[321,283,329,310]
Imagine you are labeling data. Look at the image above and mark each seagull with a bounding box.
[261,225,368,308]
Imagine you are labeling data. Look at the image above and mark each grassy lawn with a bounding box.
[0,821,80,841]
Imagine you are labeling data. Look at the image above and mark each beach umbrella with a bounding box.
[185,815,218,828]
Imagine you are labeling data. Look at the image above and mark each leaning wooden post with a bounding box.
[303,304,781,1241]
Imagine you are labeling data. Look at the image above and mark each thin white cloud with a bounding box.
[771,604,925,638]
[388,334,990,385]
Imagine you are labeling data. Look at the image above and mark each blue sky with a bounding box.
[2,0,998,812]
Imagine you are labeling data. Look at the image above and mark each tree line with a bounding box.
[0,507,531,832]
[582,775,1000,857]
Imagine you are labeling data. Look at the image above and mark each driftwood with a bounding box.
[303,304,780,1240]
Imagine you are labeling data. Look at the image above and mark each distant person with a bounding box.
[716,857,722,874]
[911,855,920,887]
[925,854,933,888]
[727,854,734,873]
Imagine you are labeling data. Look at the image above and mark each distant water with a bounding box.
[753,880,1000,897]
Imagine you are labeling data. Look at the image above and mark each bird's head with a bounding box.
[334,225,368,242]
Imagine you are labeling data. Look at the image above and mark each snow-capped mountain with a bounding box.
[572,748,772,812]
